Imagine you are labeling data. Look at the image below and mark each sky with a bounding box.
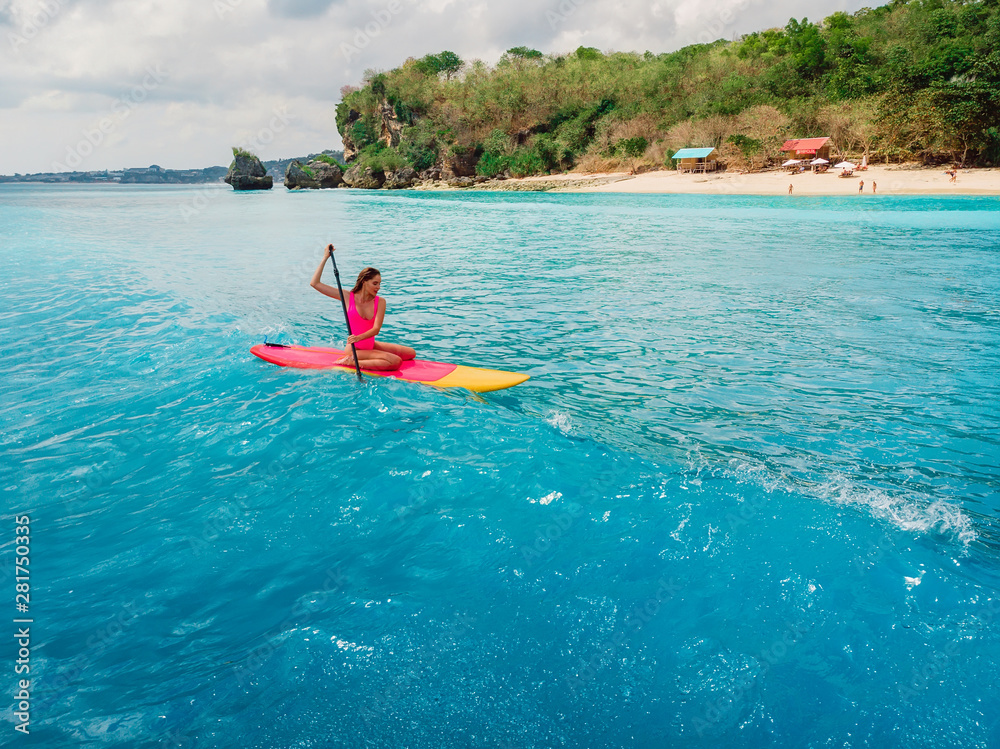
[0,0,869,174]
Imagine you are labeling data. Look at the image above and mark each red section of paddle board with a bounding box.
[251,344,457,382]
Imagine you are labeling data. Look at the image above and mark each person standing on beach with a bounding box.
[859,180,864,194]
[310,244,416,370]
[872,181,877,194]
[788,184,793,195]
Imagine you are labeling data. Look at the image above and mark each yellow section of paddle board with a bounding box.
[424,365,530,393]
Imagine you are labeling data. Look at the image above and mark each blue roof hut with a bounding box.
[671,147,720,174]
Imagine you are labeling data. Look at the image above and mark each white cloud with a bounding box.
[0,0,870,173]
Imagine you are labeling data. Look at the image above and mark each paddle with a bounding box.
[327,245,363,382]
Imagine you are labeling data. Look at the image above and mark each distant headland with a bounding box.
[1,151,344,186]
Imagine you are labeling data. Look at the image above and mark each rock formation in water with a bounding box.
[342,165,385,189]
[284,160,344,189]
[225,150,273,190]
[313,161,344,188]
[284,161,314,189]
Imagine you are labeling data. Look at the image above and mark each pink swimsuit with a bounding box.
[347,293,379,350]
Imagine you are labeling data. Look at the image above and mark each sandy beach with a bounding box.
[489,165,1000,196]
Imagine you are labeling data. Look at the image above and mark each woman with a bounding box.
[310,244,415,370]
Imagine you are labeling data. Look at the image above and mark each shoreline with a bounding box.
[453,165,1000,196]
[5,164,997,197]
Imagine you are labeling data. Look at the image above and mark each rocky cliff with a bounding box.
[340,98,406,165]
[340,109,361,163]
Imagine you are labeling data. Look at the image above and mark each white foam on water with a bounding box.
[904,571,925,589]
[528,491,562,505]
[670,504,692,542]
[719,459,977,548]
[818,479,976,546]
[727,459,784,493]
[545,411,573,434]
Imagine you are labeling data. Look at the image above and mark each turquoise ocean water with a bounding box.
[1,183,999,747]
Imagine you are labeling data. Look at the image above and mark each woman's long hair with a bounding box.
[352,267,380,294]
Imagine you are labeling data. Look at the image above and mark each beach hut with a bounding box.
[672,147,720,174]
[781,137,831,163]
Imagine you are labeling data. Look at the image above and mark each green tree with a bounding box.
[415,51,465,79]
[614,137,648,157]
[825,12,875,99]
[476,129,513,177]
[437,51,463,79]
[785,18,827,80]
[501,46,544,64]
[929,10,1000,164]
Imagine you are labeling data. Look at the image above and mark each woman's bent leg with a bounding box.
[357,350,403,370]
[336,349,402,371]
[373,340,415,361]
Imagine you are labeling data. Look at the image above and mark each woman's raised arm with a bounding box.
[310,244,342,300]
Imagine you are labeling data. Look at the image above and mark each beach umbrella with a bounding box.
[810,158,829,165]
[782,159,802,166]
[834,161,856,169]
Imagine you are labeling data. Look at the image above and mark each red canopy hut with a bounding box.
[781,137,831,162]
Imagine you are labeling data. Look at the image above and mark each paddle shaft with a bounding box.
[328,251,363,381]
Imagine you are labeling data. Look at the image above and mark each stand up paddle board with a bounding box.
[250,343,529,393]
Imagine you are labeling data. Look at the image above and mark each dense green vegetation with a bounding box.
[336,0,1000,175]
[231,146,260,160]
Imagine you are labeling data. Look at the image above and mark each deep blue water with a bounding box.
[1,183,999,748]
